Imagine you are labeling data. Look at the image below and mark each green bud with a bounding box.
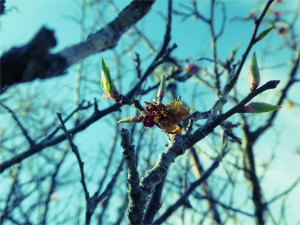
[255,26,274,42]
[229,44,240,60]
[101,58,114,93]
[249,52,260,91]
[117,116,143,124]
[157,74,166,104]
[242,102,281,113]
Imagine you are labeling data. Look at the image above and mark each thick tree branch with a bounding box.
[143,178,165,225]
[0,0,155,91]
[121,128,147,225]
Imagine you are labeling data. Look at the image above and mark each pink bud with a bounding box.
[278,27,288,36]
[245,10,257,20]
[274,10,281,19]
[185,64,200,74]
[243,104,253,113]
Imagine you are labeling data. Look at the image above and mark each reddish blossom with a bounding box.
[185,64,200,74]
[274,10,281,19]
[278,27,288,35]
[141,100,190,134]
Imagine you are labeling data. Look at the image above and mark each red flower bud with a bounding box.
[185,64,200,74]
[274,10,281,19]
[278,27,288,35]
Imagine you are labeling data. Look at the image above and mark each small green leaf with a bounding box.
[255,26,274,42]
[157,74,166,101]
[118,116,143,123]
[243,102,281,113]
[229,44,240,59]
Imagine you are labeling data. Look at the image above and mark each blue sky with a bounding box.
[1,0,300,224]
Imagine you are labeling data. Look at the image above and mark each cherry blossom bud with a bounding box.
[242,102,281,113]
[249,52,260,91]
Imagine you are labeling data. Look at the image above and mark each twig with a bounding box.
[56,113,91,224]
[94,159,125,206]
[265,175,300,206]
[0,102,35,146]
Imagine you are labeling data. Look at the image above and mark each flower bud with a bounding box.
[273,10,281,19]
[229,45,240,60]
[242,102,281,113]
[117,116,143,124]
[101,58,114,93]
[185,63,200,74]
[278,27,288,36]
[244,9,257,20]
[100,58,119,101]
[255,26,274,42]
[157,75,166,104]
[249,52,260,91]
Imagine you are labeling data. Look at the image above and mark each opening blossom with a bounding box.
[140,74,189,135]
[101,70,190,135]
[142,100,190,134]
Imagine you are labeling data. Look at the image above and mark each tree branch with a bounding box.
[56,113,91,224]
[121,128,147,225]
[0,0,155,91]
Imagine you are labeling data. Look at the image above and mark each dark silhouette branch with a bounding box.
[0,0,156,91]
